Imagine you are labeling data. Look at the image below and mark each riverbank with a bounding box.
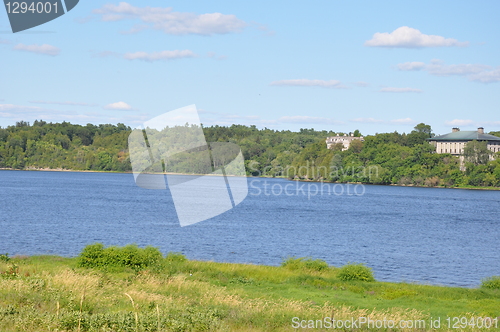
[1,251,499,331]
[2,167,500,191]
[0,167,133,174]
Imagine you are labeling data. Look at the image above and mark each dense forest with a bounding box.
[1,120,499,187]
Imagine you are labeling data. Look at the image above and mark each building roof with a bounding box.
[428,131,500,141]
[326,136,364,141]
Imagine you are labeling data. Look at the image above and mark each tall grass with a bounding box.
[281,256,330,272]
[0,245,499,331]
[482,276,500,289]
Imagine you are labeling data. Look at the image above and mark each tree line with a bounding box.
[1,120,499,187]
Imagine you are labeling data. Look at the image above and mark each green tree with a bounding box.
[463,140,491,165]
[348,139,363,153]
[413,123,433,137]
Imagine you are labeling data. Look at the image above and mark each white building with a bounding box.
[427,127,500,156]
[326,134,364,151]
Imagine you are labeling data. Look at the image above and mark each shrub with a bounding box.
[77,243,163,270]
[0,264,19,279]
[165,252,187,262]
[481,276,500,289]
[337,263,375,282]
[0,253,10,262]
[281,257,329,272]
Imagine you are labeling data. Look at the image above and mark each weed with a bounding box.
[481,276,500,289]
[1,263,20,279]
[1,245,499,331]
[165,252,187,262]
[281,256,330,272]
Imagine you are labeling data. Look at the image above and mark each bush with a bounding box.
[481,276,500,289]
[337,263,375,282]
[0,253,10,262]
[77,243,163,270]
[165,252,187,262]
[281,257,329,272]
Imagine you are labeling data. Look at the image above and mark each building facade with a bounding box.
[326,135,364,151]
[427,127,500,156]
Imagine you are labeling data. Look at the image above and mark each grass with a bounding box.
[482,276,500,290]
[0,247,500,331]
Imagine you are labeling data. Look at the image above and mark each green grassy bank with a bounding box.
[1,245,499,331]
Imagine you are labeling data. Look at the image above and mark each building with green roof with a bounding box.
[427,127,500,156]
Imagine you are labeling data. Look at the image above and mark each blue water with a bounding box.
[1,170,499,287]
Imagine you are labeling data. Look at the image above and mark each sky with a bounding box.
[1,0,499,136]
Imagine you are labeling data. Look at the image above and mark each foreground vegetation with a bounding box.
[1,244,500,331]
[1,120,500,187]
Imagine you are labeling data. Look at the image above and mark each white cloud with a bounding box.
[124,50,196,62]
[270,79,347,89]
[390,118,416,125]
[278,116,344,125]
[479,121,500,127]
[351,117,416,125]
[365,26,468,48]
[0,39,11,45]
[225,114,260,120]
[445,119,474,126]
[255,23,275,36]
[354,81,369,87]
[207,52,227,60]
[13,43,60,56]
[29,100,97,107]
[351,118,384,123]
[397,59,500,83]
[0,103,143,126]
[197,110,346,128]
[104,102,133,110]
[379,87,423,93]
[0,104,53,113]
[92,2,247,35]
[397,62,426,71]
[426,60,489,76]
[0,103,78,120]
[468,68,500,83]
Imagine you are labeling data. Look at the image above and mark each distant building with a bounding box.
[326,134,364,151]
[427,127,500,156]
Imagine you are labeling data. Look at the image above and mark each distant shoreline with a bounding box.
[0,167,132,174]
[0,167,242,177]
[2,167,500,191]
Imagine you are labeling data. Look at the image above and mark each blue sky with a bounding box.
[1,0,499,135]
